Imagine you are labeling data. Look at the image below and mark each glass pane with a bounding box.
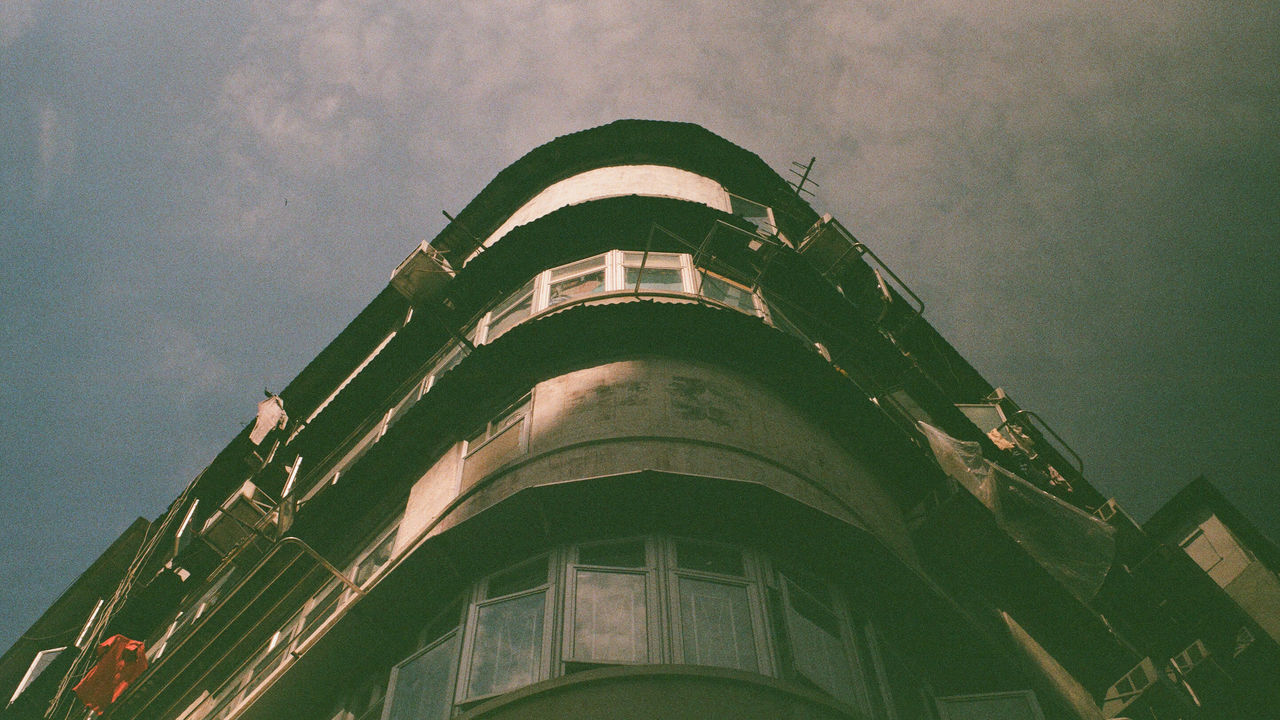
[571,571,647,663]
[786,586,857,706]
[386,633,458,720]
[677,578,757,671]
[486,558,548,599]
[578,540,646,568]
[625,266,685,293]
[468,593,545,697]
[548,269,606,307]
[729,195,776,235]
[699,274,759,315]
[675,540,744,576]
[486,293,533,341]
[623,251,683,269]
[550,254,606,280]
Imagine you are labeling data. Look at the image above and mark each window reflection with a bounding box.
[571,571,648,663]
[467,592,546,698]
[386,633,458,720]
[677,577,758,671]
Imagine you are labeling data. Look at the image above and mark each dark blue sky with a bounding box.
[2,1,1277,653]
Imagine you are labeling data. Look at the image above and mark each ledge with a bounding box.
[458,663,860,720]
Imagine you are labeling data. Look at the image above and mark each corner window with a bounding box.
[461,557,553,700]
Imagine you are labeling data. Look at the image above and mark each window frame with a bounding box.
[562,538,661,668]
[381,630,461,720]
[772,567,878,713]
[665,539,772,675]
[455,555,556,705]
[462,394,532,460]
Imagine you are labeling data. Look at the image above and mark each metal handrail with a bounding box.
[996,410,1084,475]
[106,537,361,720]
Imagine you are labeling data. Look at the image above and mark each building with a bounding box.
[4,120,1278,720]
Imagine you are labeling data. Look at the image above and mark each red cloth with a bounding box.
[73,635,148,715]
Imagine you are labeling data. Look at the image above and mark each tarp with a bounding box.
[919,422,1116,602]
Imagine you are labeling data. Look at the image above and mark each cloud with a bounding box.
[0,0,39,48]
[34,98,74,205]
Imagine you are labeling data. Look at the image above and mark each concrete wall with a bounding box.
[395,357,917,569]
[460,665,854,720]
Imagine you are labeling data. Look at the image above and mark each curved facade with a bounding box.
[11,120,1280,720]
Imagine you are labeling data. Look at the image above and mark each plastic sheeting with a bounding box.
[919,422,1116,602]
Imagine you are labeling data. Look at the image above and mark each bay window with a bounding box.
[376,537,924,719]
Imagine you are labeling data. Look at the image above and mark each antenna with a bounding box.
[788,157,819,197]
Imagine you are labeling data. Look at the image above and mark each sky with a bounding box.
[1,1,1277,654]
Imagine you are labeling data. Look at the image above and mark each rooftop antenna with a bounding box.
[788,157,819,198]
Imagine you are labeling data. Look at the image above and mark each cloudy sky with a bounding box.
[2,1,1277,652]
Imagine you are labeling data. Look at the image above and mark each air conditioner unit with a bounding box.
[1169,639,1209,676]
[798,214,863,280]
[200,481,275,555]
[1101,657,1157,717]
[1094,499,1121,522]
[390,241,454,303]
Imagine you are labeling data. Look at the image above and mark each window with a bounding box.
[472,250,768,345]
[461,557,553,700]
[378,538,896,716]
[565,540,654,666]
[936,690,1045,720]
[777,571,862,708]
[482,277,536,342]
[545,254,608,307]
[623,252,688,293]
[1180,528,1223,572]
[461,395,531,490]
[697,271,764,316]
[728,192,779,237]
[1169,639,1209,676]
[384,633,459,720]
[8,647,65,705]
[669,540,764,673]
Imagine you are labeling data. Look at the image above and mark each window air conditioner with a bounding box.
[390,241,454,303]
[200,480,275,555]
[1094,499,1121,522]
[1101,657,1157,718]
